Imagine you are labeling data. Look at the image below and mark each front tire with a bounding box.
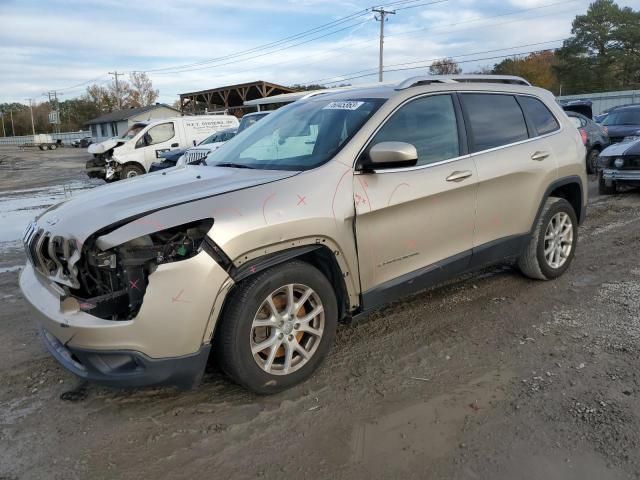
[598,172,616,195]
[214,261,338,394]
[121,164,145,178]
[518,197,578,280]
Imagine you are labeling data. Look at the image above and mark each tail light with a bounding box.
[579,128,588,145]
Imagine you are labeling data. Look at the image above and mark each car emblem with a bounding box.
[45,217,59,226]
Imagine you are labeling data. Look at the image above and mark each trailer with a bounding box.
[22,134,64,150]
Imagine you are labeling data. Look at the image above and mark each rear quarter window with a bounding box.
[461,93,529,153]
[518,96,560,136]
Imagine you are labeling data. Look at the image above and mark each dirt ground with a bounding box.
[1,146,639,480]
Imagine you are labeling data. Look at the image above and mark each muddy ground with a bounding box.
[1,146,639,479]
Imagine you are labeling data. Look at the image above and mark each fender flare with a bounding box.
[530,175,586,233]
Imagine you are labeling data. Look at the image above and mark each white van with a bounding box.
[106,115,239,180]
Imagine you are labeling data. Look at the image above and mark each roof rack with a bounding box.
[396,75,531,90]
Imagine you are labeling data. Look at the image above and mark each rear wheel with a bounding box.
[586,148,599,174]
[121,164,145,179]
[214,261,338,394]
[518,197,578,280]
[598,172,616,195]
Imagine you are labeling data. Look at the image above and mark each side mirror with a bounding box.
[359,141,418,171]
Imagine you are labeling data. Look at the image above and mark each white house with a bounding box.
[86,104,182,142]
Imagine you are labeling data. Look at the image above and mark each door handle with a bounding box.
[531,151,550,161]
[446,170,472,182]
[171,143,179,148]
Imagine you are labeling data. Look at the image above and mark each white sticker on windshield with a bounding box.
[323,101,364,111]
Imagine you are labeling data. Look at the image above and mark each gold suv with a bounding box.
[20,76,587,393]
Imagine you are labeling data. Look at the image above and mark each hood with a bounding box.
[88,137,126,154]
[601,138,640,157]
[35,165,298,245]
[562,103,593,119]
[603,125,640,138]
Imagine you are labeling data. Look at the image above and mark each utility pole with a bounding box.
[1,113,5,137]
[26,98,36,136]
[373,7,395,82]
[45,90,64,134]
[109,71,123,109]
[10,109,15,136]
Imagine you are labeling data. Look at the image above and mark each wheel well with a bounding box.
[549,182,582,220]
[121,161,146,173]
[297,247,350,322]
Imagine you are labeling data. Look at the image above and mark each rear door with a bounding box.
[354,93,477,303]
[460,93,560,262]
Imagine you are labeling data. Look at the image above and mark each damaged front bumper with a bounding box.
[19,250,232,389]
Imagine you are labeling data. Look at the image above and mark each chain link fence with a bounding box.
[0,131,91,146]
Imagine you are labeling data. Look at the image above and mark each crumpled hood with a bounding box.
[88,137,126,154]
[35,165,298,245]
[601,138,640,157]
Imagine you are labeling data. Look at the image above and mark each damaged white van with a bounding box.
[104,115,239,180]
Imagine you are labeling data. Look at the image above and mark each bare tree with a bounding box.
[429,58,462,75]
[128,72,159,107]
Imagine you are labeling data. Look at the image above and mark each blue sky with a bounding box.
[0,0,637,105]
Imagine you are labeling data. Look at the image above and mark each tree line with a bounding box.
[430,0,639,96]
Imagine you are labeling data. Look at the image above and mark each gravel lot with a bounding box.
[1,146,639,480]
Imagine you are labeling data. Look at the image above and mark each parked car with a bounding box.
[565,111,610,173]
[237,111,270,133]
[596,138,640,194]
[175,128,238,167]
[86,122,149,179]
[105,115,239,180]
[19,75,587,393]
[600,105,640,144]
[72,136,93,148]
[150,128,238,171]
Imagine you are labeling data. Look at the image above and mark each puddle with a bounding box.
[0,181,95,243]
[350,371,511,474]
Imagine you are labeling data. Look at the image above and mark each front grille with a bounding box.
[610,136,625,144]
[183,149,210,165]
[23,222,80,288]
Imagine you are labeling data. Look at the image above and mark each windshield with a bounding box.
[205,98,384,171]
[199,132,221,145]
[119,123,146,140]
[603,109,640,126]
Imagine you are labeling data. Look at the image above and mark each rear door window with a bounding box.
[461,94,529,153]
[518,96,560,136]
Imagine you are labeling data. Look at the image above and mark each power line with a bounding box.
[139,0,448,75]
[325,47,561,84]
[315,38,567,85]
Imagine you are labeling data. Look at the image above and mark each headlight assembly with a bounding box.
[74,219,213,320]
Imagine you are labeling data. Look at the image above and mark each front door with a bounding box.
[140,121,178,170]
[354,94,477,308]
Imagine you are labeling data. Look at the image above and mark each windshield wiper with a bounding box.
[214,162,255,169]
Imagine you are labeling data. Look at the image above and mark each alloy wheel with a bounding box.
[543,212,573,269]
[250,283,325,376]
